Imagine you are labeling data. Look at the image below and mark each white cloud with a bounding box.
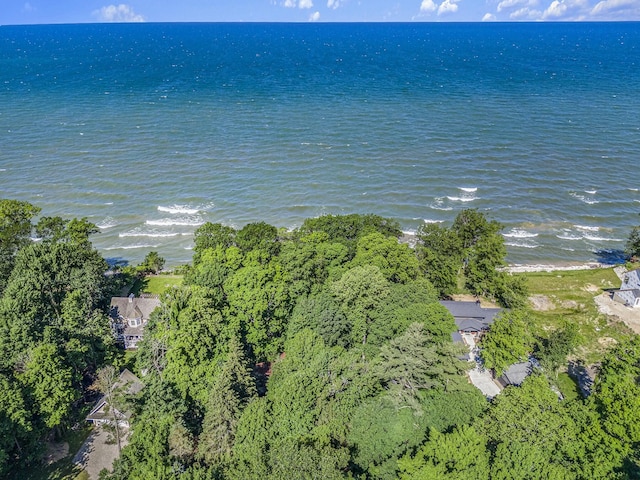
[592,0,640,18]
[93,4,145,22]
[283,0,296,6]
[309,10,321,20]
[497,0,540,12]
[327,0,343,9]
[482,12,497,20]
[420,0,438,12]
[438,0,460,15]
[23,2,35,13]
[510,6,544,18]
[542,0,589,19]
[299,0,314,7]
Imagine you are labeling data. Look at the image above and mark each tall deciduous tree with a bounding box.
[236,222,279,256]
[416,223,463,297]
[480,310,534,375]
[482,374,575,477]
[20,343,78,431]
[138,251,165,274]
[0,199,40,293]
[1,242,108,356]
[0,373,36,476]
[331,265,389,349]
[350,232,420,284]
[398,425,490,480]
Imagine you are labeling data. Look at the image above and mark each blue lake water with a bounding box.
[1,22,639,266]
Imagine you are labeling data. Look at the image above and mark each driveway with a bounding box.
[594,292,640,334]
[73,426,127,479]
[462,332,503,399]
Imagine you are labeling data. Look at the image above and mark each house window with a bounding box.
[128,318,141,328]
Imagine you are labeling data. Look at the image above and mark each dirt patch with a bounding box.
[450,294,499,308]
[594,293,640,334]
[597,336,618,347]
[529,294,555,311]
[561,300,580,309]
[45,441,69,464]
[583,284,600,293]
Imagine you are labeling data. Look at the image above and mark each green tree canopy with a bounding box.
[299,213,401,255]
[331,265,390,349]
[480,309,534,375]
[0,199,40,293]
[626,220,640,260]
[350,232,420,284]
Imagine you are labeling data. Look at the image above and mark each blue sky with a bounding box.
[1,0,639,24]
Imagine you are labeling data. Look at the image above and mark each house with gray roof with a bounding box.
[109,294,161,349]
[86,369,144,428]
[613,269,640,308]
[440,300,502,342]
[497,361,534,388]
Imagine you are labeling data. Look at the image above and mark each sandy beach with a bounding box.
[505,262,610,273]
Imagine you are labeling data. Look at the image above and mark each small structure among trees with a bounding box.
[86,369,144,429]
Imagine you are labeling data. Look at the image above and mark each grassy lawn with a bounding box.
[517,267,633,364]
[555,372,581,402]
[129,274,183,296]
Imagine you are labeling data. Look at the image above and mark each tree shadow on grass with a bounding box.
[128,277,149,296]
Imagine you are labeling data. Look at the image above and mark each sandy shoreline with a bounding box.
[504,262,611,273]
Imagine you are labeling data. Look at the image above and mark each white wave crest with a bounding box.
[146,218,205,227]
[158,205,200,215]
[584,235,623,242]
[458,187,477,193]
[575,225,599,232]
[423,219,444,224]
[446,196,476,202]
[570,192,599,205]
[503,229,538,239]
[97,217,117,229]
[119,231,179,238]
[556,233,583,240]
[105,244,159,250]
[430,198,453,211]
[584,189,597,195]
[505,241,539,249]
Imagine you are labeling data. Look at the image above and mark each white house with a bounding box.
[613,269,640,308]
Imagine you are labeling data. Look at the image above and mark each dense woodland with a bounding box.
[1,198,640,479]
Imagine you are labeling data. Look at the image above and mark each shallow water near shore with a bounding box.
[1,22,639,266]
